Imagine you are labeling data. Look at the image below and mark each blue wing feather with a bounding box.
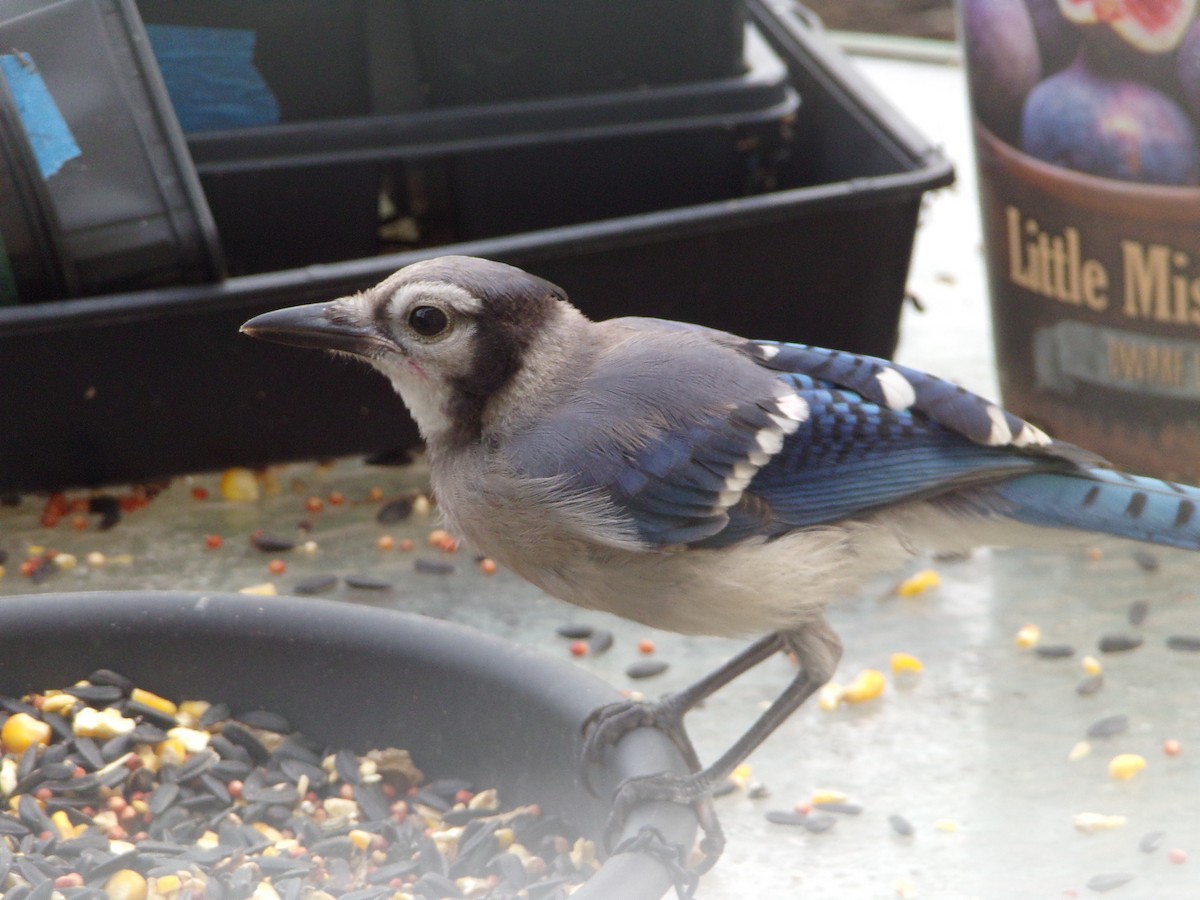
[519,318,1102,550]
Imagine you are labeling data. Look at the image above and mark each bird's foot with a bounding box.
[609,772,726,878]
[581,694,693,770]
[612,825,703,900]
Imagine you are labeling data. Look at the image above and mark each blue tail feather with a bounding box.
[991,469,1200,551]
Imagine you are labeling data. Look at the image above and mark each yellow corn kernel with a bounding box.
[890,652,924,674]
[933,818,960,833]
[55,552,77,570]
[1068,741,1092,762]
[495,827,515,851]
[729,764,753,788]
[219,467,259,501]
[177,700,210,724]
[842,669,886,704]
[239,582,278,596]
[252,822,284,842]
[412,494,431,516]
[166,726,210,753]
[811,788,849,806]
[349,829,373,851]
[131,688,177,718]
[817,682,844,711]
[1108,753,1147,781]
[156,737,188,767]
[468,787,499,811]
[51,809,74,840]
[1074,812,1126,832]
[1081,655,1103,676]
[73,706,135,740]
[2,712,52,753]
[104,869,148,900]
[1015,623,1041,649]
[40,692,78,716]
[896,569,940,597]
[153,873,182,896]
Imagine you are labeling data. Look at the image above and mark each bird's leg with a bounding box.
[588,620,843,873]
[582,631,786,770]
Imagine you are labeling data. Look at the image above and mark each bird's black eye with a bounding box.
[408,305,449,337]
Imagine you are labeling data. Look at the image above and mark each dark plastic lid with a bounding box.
[187,26,798,174]
[0,0,223,300]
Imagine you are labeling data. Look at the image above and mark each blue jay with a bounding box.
[243,255,1200,868]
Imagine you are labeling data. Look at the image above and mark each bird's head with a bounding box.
[241,256,578,446]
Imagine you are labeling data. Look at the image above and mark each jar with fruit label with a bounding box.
[961,0,1200,481]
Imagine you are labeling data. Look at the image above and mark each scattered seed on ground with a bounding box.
[765,810,807,826]
[1087,714,1129,739]
[1139,831,1165,853]
[293,573,338,595]
[625,660,669,679]
[1074,812,1126,832]
[1163,738,1182,757]
[1076,674,1104,696]
[569,641,588,658]
[556,624,593,639]
[1127,599,1149,626]
[1098,634,1143,653]
[376,496,414,523]
[1168,848,1188,865]
[889,814,915,836]
[344,575,393,590]
[1035,643,1075,659]
[1108,754,1146,781]
[1016,624,1041,648]
[250,532,295,553]
[747,782,769,799]
[638,639,656,655]
[803,813,838,834]
[1086,872,1134,893]
[1166,635,1200,653]
[712,779,737,798]
[587,629,613,656]
[414,558,455,575]
[816,802,863,815]
[1132,550,1159,572]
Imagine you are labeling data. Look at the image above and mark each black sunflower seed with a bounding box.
[377,497,414,523]
[236,709,290,733]
[1098,634,1143,653]
[251,533,296,553]
[1087,714,1129,739]
[625,660,669,679]
[345,574,394,589]
[1166,635,1200,652]
[293,574,338,596]
[555,624,593,639]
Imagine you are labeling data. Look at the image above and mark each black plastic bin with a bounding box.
[0,0,954,493]
[0,0,223,303]
[134,0,744,123]
[186,25,798,275]
[409,0,746,106]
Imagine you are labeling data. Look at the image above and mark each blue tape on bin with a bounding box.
[145,24,280,132]
[0,52,82,179]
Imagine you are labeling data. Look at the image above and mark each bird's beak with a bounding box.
[240,301,381,356]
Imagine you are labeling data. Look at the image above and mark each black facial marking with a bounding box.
[400,258,567,446]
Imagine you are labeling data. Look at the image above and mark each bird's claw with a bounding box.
[581,695,693,769]
[611,825,700,900]
[607,772,726,878]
